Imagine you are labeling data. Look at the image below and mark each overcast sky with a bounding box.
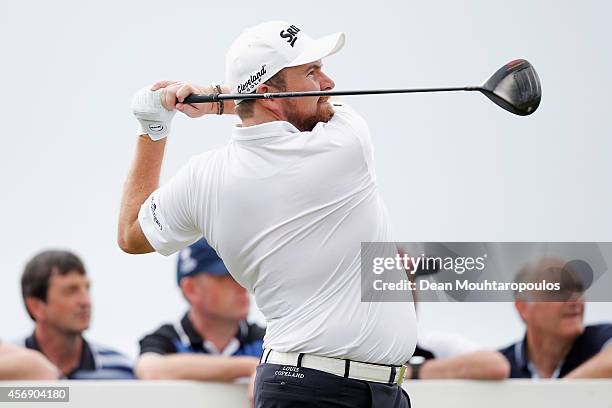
[1,0,610,357]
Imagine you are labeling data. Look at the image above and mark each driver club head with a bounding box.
[479,59,542,116]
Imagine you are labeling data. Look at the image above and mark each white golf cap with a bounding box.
[225,21,345,103]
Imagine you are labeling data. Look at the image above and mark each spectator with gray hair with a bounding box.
[500,257,612,378]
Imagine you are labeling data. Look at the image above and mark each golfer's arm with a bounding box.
[564,346,612,379]
[134,353,259,381]
[117,136,166,254]
[418,351,510,380]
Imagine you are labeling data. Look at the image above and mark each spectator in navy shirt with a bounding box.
[135,238,265,382]
[21,250,134,379]
[500,257,612,378]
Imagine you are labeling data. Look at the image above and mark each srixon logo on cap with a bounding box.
[279,24,300,47]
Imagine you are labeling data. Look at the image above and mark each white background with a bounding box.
[1,0,610,358]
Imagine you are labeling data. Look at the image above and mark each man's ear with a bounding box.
[255,84,284,119]
[257,84,270,93]
[25,297,45,322]
[180,278,196,304]
[515,300,529,323]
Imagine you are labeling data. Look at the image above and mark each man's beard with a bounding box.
[282,99,335,132]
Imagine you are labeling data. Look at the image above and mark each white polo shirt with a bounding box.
[139,103,417,365]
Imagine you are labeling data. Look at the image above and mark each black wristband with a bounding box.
[408,356,426,380]
[411,363,421,380]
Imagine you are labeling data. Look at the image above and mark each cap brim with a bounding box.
[286,32,345,67]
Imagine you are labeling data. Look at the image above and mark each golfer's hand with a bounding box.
[152,81,235,117]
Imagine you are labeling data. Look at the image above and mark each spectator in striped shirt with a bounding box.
[20,250,134,379]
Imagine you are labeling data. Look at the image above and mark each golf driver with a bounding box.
[183,59,542,116]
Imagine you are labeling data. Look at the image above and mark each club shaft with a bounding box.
[183,86,482,104]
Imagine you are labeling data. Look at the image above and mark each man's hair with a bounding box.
[235,70,287,119]
[513,257,584,302]
[21,250,86,320]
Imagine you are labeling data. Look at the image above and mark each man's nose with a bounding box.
[565,294,584,309]
[319,71,335,91]
[229,278,247,293]
[235,283,248,294]
[79,289,91,307]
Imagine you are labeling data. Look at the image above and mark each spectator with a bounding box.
[21,250,134,379]
[135,239,265,383]
[500,257,612,378]
[0,342,59,380]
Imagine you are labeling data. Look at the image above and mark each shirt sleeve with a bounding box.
[596,324,612,350]
[138,325,178,355]
[325,102,376,179]
[328,101,373,146]
[138,155,206,256]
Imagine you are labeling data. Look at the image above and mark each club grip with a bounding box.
[182,94,218,104]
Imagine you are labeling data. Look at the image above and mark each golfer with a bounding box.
[119,21,416,407]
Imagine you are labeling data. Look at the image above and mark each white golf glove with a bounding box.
[131,86,176,140]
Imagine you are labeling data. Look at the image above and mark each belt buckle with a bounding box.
[396,365,407,386]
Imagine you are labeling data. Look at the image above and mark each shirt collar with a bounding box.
[231,120,301,141]
[179,312,249,355]
[517,334,564,379]
[26,331,95,377]
[514,335,528,371]
[527,360,563,379]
